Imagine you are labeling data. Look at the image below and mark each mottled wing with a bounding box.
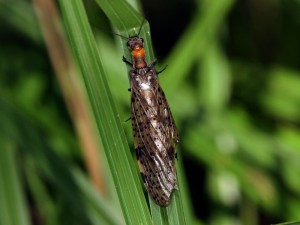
[156,85,179,157]
[131,72,178,206]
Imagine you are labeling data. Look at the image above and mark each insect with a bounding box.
[122,21,179,206]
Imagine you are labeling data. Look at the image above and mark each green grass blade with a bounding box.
[176,156,195,225]
[166,190,186,225]
[58,0,152,224]
[73,169,125,225]
[24,158,58,225]
[161,0,235,95]
[0,139,31,225]
[0,1,41,43]
[150,202,169,225]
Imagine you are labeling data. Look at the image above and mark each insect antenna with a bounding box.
[137,18,147,36]
[90,22,129,40]
[107,31,128,40]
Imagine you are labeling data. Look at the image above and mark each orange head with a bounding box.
[127,36,147,68]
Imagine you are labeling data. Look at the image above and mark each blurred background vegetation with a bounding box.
[1,0,300,224]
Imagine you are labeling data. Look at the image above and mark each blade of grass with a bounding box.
[150,202,169,225]
[24,157,58,225]
[58,0,152,224]
[0,138,31,225]
[32,0,106,195]
[0,1,41,42]
[161,0,235,95]
[198,43,231,113]
[166,188,186,225]
[0,93,90,224]
[23,127,91,224]
[176,155,195,225]
[72,168,125,225]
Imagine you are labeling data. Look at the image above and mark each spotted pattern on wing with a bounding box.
[130,67,178,206]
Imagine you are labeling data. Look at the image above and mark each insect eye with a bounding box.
[141,38,144,43]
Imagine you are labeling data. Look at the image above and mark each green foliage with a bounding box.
[1,0,300,225]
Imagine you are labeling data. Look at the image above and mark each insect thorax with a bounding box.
[131,68,157,90]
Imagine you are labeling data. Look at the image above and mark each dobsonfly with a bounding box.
[121,21,179,206]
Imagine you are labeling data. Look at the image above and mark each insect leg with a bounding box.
[148,59,167,74]
[124,116,131,122]
[122,56,133,66]
[157,65,168,75]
